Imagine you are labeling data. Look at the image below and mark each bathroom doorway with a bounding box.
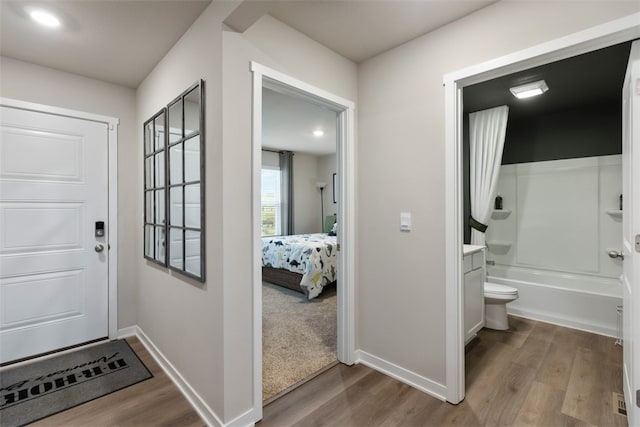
[462,42,629,337]
[443,17,640,405]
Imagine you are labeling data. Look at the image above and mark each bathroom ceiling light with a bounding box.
[313,129,325,138]
[509,80,549,99]
[27,8,61,28]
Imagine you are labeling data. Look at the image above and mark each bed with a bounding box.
[261,233,337,299]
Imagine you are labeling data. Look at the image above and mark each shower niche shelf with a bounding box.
[605,209,623,219]
[486,240,512,255]
[491,209,512,220]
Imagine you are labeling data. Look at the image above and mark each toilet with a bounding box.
[484,282,519,330]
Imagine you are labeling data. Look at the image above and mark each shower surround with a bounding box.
[486,154,622,336]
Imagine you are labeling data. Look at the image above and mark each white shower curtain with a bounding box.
[470,105,509,246]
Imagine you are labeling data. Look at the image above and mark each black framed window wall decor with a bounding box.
[143,80,206,282]
[143,110,167,265]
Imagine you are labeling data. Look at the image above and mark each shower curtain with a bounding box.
[470,105,509,246]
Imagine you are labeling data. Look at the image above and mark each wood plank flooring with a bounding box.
[261,316,627,427]
[30,337,205,427]
[20,317,625,426]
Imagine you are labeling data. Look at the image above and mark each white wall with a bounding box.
[0,56,138,329]
[356,1,639,388]
[261,150,279,168]
[318,153,338,227]
[293,152,322,234]
[135,2,236,420]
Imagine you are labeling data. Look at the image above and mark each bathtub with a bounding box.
[487,264,622,337]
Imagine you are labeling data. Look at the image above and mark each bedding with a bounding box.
[262,233,337,299]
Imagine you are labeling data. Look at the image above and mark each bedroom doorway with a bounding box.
[260,86,339,403]
[251,63,356,415]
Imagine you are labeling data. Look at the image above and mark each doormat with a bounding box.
[613,392,627,416]
[0,339,152,426]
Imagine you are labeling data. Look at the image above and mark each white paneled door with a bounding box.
[0,105,109,363]
[622,40,640,426]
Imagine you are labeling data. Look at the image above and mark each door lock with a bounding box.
[95,221,105,237]
[636,234,640,253]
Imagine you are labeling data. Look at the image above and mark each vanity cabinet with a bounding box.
[463,245,485,343]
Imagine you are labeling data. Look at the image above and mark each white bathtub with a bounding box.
[487,264,622,337]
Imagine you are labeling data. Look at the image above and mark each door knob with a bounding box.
[95,244,105,253]
[608,250,624,260]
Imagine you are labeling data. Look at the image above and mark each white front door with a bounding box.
[622,40,640,426]
[0,105,109,364]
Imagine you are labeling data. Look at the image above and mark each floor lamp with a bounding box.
[316,181,326,232]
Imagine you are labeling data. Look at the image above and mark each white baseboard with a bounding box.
[224,408,257,427]
[355,350,447,401]
[118,326,256,427]
[116,326,137,338]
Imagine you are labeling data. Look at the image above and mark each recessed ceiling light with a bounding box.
[509,80,549,99]
[28,8,61,28]
[313,130,325,137]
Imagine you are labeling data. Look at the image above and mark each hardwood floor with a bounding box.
[31,337,205,427]
[24,317,625,426]
[261,316,627,427]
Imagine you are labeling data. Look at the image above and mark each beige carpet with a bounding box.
[262,281,337,401]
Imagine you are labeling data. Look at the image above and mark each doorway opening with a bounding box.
[251,63,356,416]
[458,42,631,426]
[260,86,339,403]
[463,42,629,333]
[443,15,640,405]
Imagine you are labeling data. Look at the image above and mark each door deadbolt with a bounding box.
[95,221,105,237]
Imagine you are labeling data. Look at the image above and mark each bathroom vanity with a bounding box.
[463,245,485,343]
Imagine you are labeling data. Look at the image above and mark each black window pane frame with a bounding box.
[143,80,205,282]
[143,109,168,266]
[166,80,205,282]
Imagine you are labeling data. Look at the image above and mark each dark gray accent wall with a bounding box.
[463,114,471,244]
[502,102,621,164]
[463,102,621,243]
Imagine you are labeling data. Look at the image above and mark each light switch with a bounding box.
[400,212,411,231]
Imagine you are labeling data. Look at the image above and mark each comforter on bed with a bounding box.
[261,233,337,299]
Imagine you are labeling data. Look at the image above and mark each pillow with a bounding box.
[324,214,336,233]
[328,222,337,236]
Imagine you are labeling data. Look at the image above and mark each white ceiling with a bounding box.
[0,1,497,89]
[0,0,211,88]
[267,0,497,63]
[263,88,337,156]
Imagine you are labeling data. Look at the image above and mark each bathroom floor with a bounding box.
[261,315,627,426]
[464,315,625,426]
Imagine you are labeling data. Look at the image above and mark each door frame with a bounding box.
[443,13,640,403]
[0,97,119,341]
[250,62,356,418]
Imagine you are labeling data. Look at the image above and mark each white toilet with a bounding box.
[484,282,519,330]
